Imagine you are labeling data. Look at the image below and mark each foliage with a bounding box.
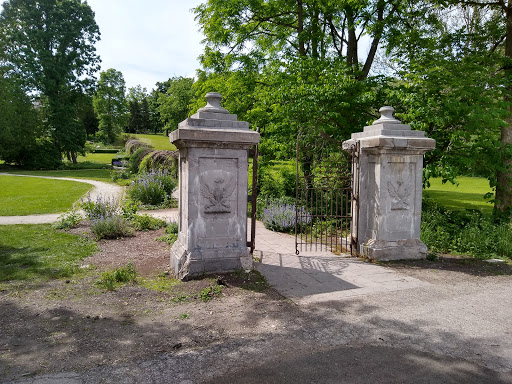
[156,219,179,245]
[129,214,167,231]
[128,147,153,173]
[0,72,44,166]
[96,263,137,291]
[128,170,177,206]
[166,220,179,234]
[93,69,129,144]
[138,150,179,177]
[54,210,82,230]
[0,224,97,282]
[111,169,132,182]
[126,86,153,134]
[421,199,512,260]
[0,175,91,216]
[258,161,296,198]
[90,215,135,240]
[199,284,223,302]
[125,139,152,155]
[260,198,311,233]
[156,76,194,132]
[80,195,119,221]
[0,0,100,162]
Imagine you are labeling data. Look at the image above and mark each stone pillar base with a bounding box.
[170,239,253,280]
[362,239,427,261]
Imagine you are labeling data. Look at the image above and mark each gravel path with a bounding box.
[0,174,125,225]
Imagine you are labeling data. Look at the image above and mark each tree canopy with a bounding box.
[0,0,100,163]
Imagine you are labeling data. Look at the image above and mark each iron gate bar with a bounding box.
[247,144,258,254]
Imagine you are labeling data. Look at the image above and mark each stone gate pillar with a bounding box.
[343,107,435,260]
[169,92,260,279]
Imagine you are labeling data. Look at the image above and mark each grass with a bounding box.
[0,224,97,282]
[131,133,177,151]
[1,169,112,182]
[0,175,92,216]
[75,152,118,166]
[424,177,493,215]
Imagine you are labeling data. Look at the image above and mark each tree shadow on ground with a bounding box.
[382,257,512,277]
[1,275,511,383]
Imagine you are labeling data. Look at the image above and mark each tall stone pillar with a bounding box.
[169,92,260,279]
[343,107,435,261]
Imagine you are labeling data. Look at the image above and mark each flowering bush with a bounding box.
[261,200,311,233]
[80,194,119,220]
[90,215,135,240]
[128,170,177,206]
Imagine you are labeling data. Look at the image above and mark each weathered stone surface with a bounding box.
[170,92,260,279]
[344,106,435,261]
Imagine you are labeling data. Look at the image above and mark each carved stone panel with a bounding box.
[198,157,238,216]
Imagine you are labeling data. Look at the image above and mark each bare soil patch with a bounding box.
[0,228,288,381]
[2,228,512,382]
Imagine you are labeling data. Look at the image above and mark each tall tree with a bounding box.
[93,68,128,144]
[0,0,100,163]
[157,77,194,133]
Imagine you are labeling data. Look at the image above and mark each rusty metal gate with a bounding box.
[295,132,358,255]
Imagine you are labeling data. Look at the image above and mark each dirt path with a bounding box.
[0,174,125,225]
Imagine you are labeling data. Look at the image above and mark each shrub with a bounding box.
[125,139,151,155]
[138,150,179,177]
[261,198,311,233]
[258,163,296,198]
[128,147,152,173]
[166,219,179,234]
[130,214,167,231]
[128,170,177,206]
[111,169,132,182]
[54,210,82,230]
[80,194,119,220]
[96,263,137,291]
[421,198,512,260]
[90,215,135,240]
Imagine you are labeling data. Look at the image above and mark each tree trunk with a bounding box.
[71,151,77,164]
[494,2,512,216]
[297,0,306,56]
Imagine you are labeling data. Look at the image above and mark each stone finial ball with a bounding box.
[373,106,401,125]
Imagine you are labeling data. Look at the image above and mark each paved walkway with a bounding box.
[0,174,124,225]
[252,221,427,305]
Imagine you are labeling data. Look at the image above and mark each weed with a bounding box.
[96,263,137,291]
[199,285,223,302]
[130,214,167,231]
[166,219,179,234]
[139,275,180,292]
[155,233,178,246]
[54,210,82,230]
[177,313,190,320]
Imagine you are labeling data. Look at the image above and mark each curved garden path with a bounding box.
[0,173,125,225]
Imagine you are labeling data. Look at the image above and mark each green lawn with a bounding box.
[132,133,177,150]
[75,152,118,165]
[424,176,494,214]
[0,224,97,282]
[0,175,92,216]
[2,169,112,182]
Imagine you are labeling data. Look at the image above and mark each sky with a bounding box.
[84,0,205,91]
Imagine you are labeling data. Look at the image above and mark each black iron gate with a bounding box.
[247,144,258,254]
[295,132,358,255]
